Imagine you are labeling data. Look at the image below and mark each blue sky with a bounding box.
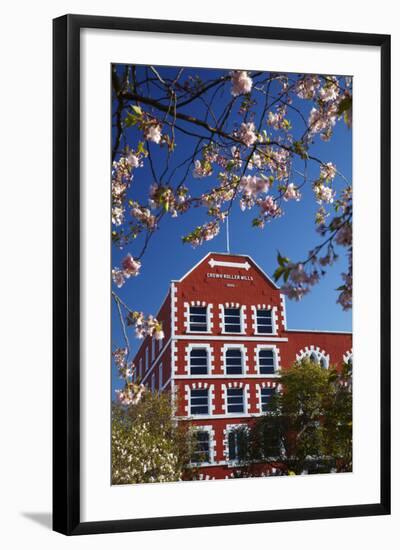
[111,65,352,394]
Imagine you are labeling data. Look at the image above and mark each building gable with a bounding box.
[174,252,280,295]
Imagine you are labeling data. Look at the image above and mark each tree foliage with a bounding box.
[112,391,194,484]
[242,359,352,475]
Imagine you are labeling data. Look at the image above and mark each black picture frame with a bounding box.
[53,14,391,535]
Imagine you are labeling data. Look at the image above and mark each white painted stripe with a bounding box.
[173,374,281,380]
[173,335,288,342]
[208,258,251,270]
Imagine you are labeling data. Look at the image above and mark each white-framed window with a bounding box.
[191,430,211,463]
[226,388,245,414]
[190,388,209,415]
[260,387,276,412]
[223,306,242,333]
[225,348,243,375]
[256,309,274,334]
[189,348,209,375]
[189,306,208,332]
[297,348,329,369]
[258,348,276,374]
[227,426,248,462]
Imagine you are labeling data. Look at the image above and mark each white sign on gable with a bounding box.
[208,258,251,271]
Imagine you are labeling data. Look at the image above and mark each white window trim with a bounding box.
[219,303,247,335]
[256,381,280,414]
[254,344,280,375]
[184,301,213,334]
[251,304,278,336]
[296,346,330,369]
[222,382,248,415]
[343,349,353,364]
[189,425,216,466]
[185,383,215,417]
[185,343,213,376]
[221,343,248,376]
[223,423,249,464]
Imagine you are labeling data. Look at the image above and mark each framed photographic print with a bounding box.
[53,14,391,535]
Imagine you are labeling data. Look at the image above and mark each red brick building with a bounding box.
[133,252,352,480]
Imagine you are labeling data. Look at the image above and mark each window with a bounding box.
[261,387,276,412]
[309,352,327,369]
[190,389,209,415]
[151,373,155,393]
[189,306,208,332]
[190,348,208,375]
[261,424,281,458]
[256,309,274,334]
[226,388,245,413]
[224,307,241,333]
[191,431,211,463]
[151,337,156,362]
[258,349,276,374]
[145,347,149,371]
[225,348,243,375]
[228,428,248,461]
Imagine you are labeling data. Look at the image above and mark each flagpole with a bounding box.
[226,215,230,253]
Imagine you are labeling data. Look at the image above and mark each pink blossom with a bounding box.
[281,283,310,301]
[259,196,281,218]
[239,175,270,197]
[283,183,301,202]
[230,70,253,96]
[335,223,352,246]
[295,75,320,99]
[319,78,340,102]
[193,159,212,178]
[320,162,336,181]
[112,347,128,368]
[314,184,335,204]
[289,263,309,284]
[126,152,140,168]
[248,151,261,169]
[237,122,257,147]
[131,203,157,228]
[112,206,124,226]
[112,268,126,288]
[144,124,162,144]
[121,254,141,278]
[308,103,338,141]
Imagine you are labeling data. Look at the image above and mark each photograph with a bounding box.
[110,63,353,484]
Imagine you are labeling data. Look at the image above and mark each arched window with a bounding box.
[297,348,329,369]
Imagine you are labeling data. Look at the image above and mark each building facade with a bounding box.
[132,252,352,480]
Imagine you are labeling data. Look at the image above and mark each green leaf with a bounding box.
[131,104,143,116]
[273,266,286,281]
[337,96,352,116]
[137,141,146,155]
[277,251,290,267]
